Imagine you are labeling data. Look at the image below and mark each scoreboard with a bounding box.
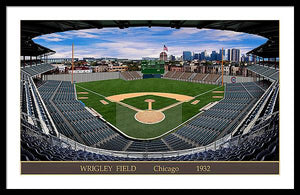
[141,60,165,74]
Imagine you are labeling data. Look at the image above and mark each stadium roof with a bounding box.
[21,20,279,58]
[21,39,55,56]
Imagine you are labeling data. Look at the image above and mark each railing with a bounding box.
[230,80,276,136]
[21,107,278,160]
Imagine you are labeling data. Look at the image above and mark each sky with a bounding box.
[32,27,268,60]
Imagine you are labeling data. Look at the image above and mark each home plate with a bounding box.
[100,100,109,105]
[191,100,200,105]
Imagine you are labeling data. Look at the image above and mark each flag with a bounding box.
[163,45,168,52]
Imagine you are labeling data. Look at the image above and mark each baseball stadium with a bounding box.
[20,20,279,161]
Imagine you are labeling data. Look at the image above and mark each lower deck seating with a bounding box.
[126,139,170,152]
[21,63,55,77]
[38,80,119,147]
[20,112,279,161]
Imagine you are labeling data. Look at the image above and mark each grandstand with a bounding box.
[247,64,279,82]
[20,20,279,162]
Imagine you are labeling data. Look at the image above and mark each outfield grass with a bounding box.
[76,78,220,96]
[75,78,224,139]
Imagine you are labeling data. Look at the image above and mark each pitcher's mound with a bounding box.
[134,110,165,124]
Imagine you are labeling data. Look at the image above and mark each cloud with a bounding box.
[34,26,267,59]
[48,41,257,60]
[33,33,69,42]
[46,40,261,60]
[171,28,209,36]
[170,28,266,42]
[33,28,107,42]
[62,30,100,38]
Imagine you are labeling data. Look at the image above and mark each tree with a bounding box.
[90,61,97,66]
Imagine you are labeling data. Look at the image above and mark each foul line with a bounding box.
[158,101,184,112]
[193,85,223,99]
[75,84,107,99]
[117,101,141,112]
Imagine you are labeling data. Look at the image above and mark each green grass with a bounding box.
[116,103,182,139]
[76,78,220,96]
[75,78,224,139]
[121,95,179,110]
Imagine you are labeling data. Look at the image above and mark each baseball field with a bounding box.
[75,78,224,139]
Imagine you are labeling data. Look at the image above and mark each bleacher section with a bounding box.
[170,71,184,79]
[203,74,221,83]
[120,71,142,80]
[163,72,221,84]
[128,71,142,80]
[179,72,193,80]
[162,71,175,78]
[191,73,207,82]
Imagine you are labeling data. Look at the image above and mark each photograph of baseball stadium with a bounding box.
[14,14,285,176]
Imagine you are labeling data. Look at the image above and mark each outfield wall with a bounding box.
[43,72,255,84]
[43,72,120,83]
[222,75,255,83]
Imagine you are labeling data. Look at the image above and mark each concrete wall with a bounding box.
[222,75,255,84]
[44,72,120,83]
[43,72,254,84]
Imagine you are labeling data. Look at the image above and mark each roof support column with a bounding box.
[23,56,25,67]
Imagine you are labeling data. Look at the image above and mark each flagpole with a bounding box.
[221,47,224,87]
[72,43,74,84]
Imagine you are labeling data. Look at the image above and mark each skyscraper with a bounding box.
[200,50,208,61]
[193,53,200,60]
[227,49,231,61]
[218,49,226,61]
[183,51,192,61]
[231,48,241,62]
[211,51,218,61]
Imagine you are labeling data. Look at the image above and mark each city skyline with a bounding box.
[33,27,267,60]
